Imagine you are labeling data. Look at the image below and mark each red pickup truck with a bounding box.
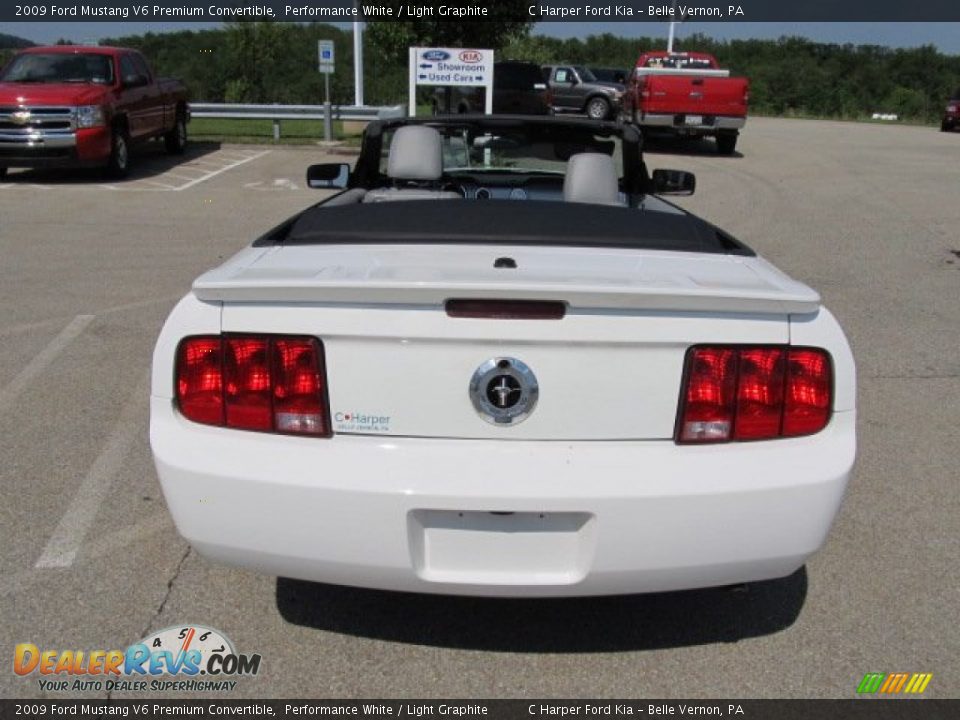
[0,45,188,177]
[623,51,749,155]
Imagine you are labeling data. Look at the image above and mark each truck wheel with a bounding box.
[165,114,188,154]
[586,96,611,120]
[106,126,131,178]
[716,132,738,155]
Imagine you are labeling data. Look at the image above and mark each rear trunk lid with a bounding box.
[197,243,816,441]
[642,75,748,118]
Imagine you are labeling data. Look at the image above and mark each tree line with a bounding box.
[2,23,958,122]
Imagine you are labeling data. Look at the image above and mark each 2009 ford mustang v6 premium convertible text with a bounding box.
[150,115,856,597]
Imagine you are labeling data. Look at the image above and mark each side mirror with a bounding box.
[123,74,148,88]
[306,163,350,189]
[652,169,696,196]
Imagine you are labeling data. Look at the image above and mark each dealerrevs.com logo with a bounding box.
[14,624,261,693]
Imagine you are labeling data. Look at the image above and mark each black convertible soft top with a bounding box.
[260,200,754,256]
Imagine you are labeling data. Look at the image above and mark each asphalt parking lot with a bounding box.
[1,117,958,699]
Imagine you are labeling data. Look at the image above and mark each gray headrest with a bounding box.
[563,153,620,205]
[388,125,444,181]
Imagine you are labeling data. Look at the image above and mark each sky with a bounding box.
[5,21,960,54]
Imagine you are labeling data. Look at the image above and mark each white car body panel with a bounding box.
[151,256,856,595]
[151,393,853,596]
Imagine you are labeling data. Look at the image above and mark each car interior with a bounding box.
[307,118,693,205]
[318,124,628,206]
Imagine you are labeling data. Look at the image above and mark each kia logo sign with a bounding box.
[422,50,450,62]
[459,50,482,63]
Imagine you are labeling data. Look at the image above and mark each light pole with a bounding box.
[353,5,364,106]
[667,0,681,53]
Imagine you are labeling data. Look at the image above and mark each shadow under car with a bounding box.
[276,567,807,653]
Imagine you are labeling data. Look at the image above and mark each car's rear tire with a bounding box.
[942,120,953,132]
[105,125,131,178]
[716,131,738,155]
[0,167,7,179]
[586,96,611,120]
[164,113,187,154]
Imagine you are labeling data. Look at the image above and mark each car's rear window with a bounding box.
[642,56,714,70]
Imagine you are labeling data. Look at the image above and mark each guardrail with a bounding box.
[188,103,407,141]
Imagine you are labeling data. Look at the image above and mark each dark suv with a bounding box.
[432,61,552,116]
[541,65,625,120]
[590,67,630,85]
[943,89,959,132]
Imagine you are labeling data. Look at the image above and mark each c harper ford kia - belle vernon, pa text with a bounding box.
[150,115,856,597]
[0,45,188,178]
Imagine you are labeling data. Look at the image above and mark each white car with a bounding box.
[150,116,856,597]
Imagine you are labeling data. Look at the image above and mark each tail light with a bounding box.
[176,335,331,437]
[676,346,832,443]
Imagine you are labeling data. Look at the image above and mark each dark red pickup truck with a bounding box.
[0,45,188,177]
[623,51,749,155]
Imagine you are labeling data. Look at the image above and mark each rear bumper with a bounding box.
[151,398,855,597]
[639,113,746,132]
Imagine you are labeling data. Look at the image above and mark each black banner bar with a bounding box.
[5,1,960,24]
[1,700,959,720]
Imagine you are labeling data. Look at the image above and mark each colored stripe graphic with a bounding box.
[880,673,909,693]
[857,673,885,694]
[857,672,932,694]
[904,673,933,694]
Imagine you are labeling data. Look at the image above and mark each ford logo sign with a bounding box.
[422,50,450,62]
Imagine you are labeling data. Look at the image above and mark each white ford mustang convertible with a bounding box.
[150,116,855,597]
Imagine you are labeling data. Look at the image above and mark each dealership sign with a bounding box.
[408,47,494,116]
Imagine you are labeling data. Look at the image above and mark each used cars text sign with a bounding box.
[408,47,494,115]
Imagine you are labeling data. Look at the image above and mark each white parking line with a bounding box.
[3,514,173,596]
[0,315,94,414]
[162,171,207,181]
[0,149,271,192]
[0,183,51,190]
[184,159,230,168]
[0,296,180,340]
[138,179,179,189]
[0,316,75,339]
[174,149,271,191]
[35,372,150,569]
